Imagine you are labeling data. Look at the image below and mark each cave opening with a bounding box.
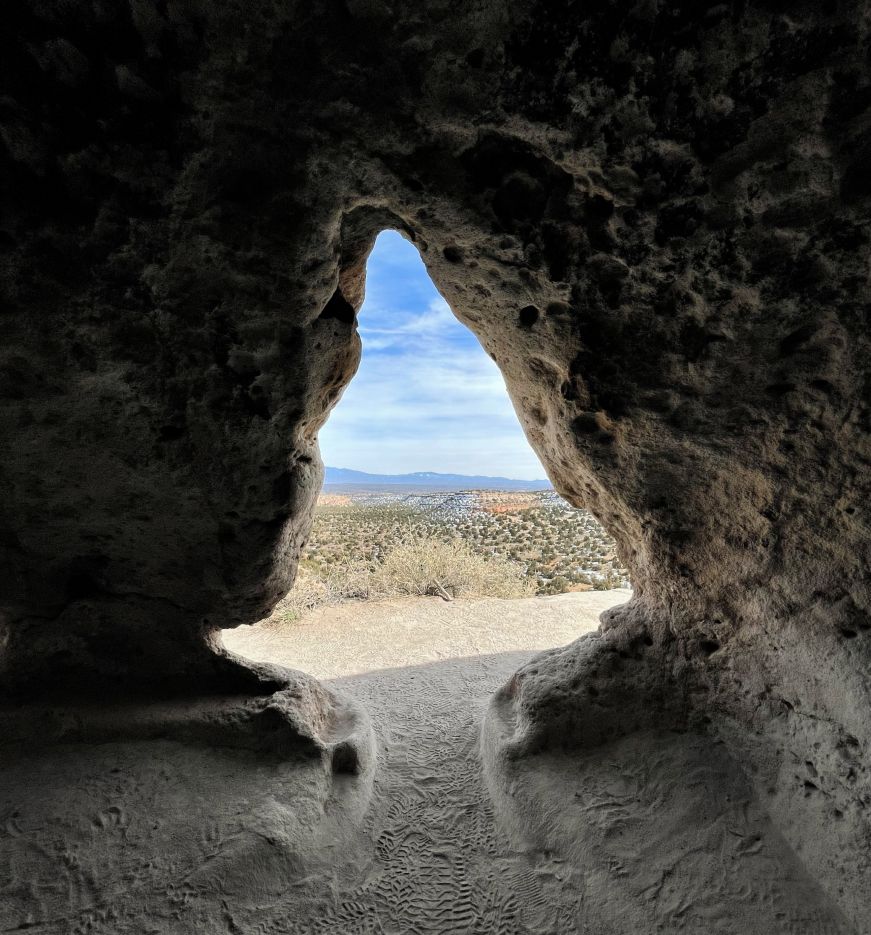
[321,229,547,484]
[223,229,632,679]
[1,4,868,929]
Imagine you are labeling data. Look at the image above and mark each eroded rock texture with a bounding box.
[1,0,869,926]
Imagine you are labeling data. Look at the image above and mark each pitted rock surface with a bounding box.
[1,2,869,928]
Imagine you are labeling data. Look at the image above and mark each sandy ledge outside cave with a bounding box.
[221,589,631,678]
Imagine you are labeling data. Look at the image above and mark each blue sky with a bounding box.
[318,230,547,480]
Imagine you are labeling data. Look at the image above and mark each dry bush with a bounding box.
[268,536,533,625]
[268,559,373,625]
[372,536,534,600]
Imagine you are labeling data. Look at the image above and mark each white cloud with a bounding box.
[317,233,547,480]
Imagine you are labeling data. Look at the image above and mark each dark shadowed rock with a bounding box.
[0,1,868,927]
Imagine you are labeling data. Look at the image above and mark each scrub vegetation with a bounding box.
[271,489,629,623]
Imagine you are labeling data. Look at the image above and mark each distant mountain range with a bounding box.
[324,466,552,490]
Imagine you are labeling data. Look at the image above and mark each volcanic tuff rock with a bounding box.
[0,1,869,927]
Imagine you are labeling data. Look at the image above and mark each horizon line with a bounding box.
[325,465,551,483]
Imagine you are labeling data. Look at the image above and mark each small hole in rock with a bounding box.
[442,244,463,263]
[159,424,186,441]
[331,741,360,775]
[465,47,484,68]
[519,305,539,328]
[319,289,355,324]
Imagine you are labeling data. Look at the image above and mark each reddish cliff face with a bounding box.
[0,2,868,924]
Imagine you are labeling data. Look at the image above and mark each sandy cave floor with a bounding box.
[0,591,848,934]
[226,589,633,681]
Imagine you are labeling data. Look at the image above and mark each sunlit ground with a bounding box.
[222,589,631,679]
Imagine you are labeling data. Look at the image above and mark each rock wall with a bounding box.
[1,0,869,925]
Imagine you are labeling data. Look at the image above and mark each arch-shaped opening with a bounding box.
[322,229,548,481]
[225,229,631,679]
[1,3,867,929]
[212,219,857,932]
